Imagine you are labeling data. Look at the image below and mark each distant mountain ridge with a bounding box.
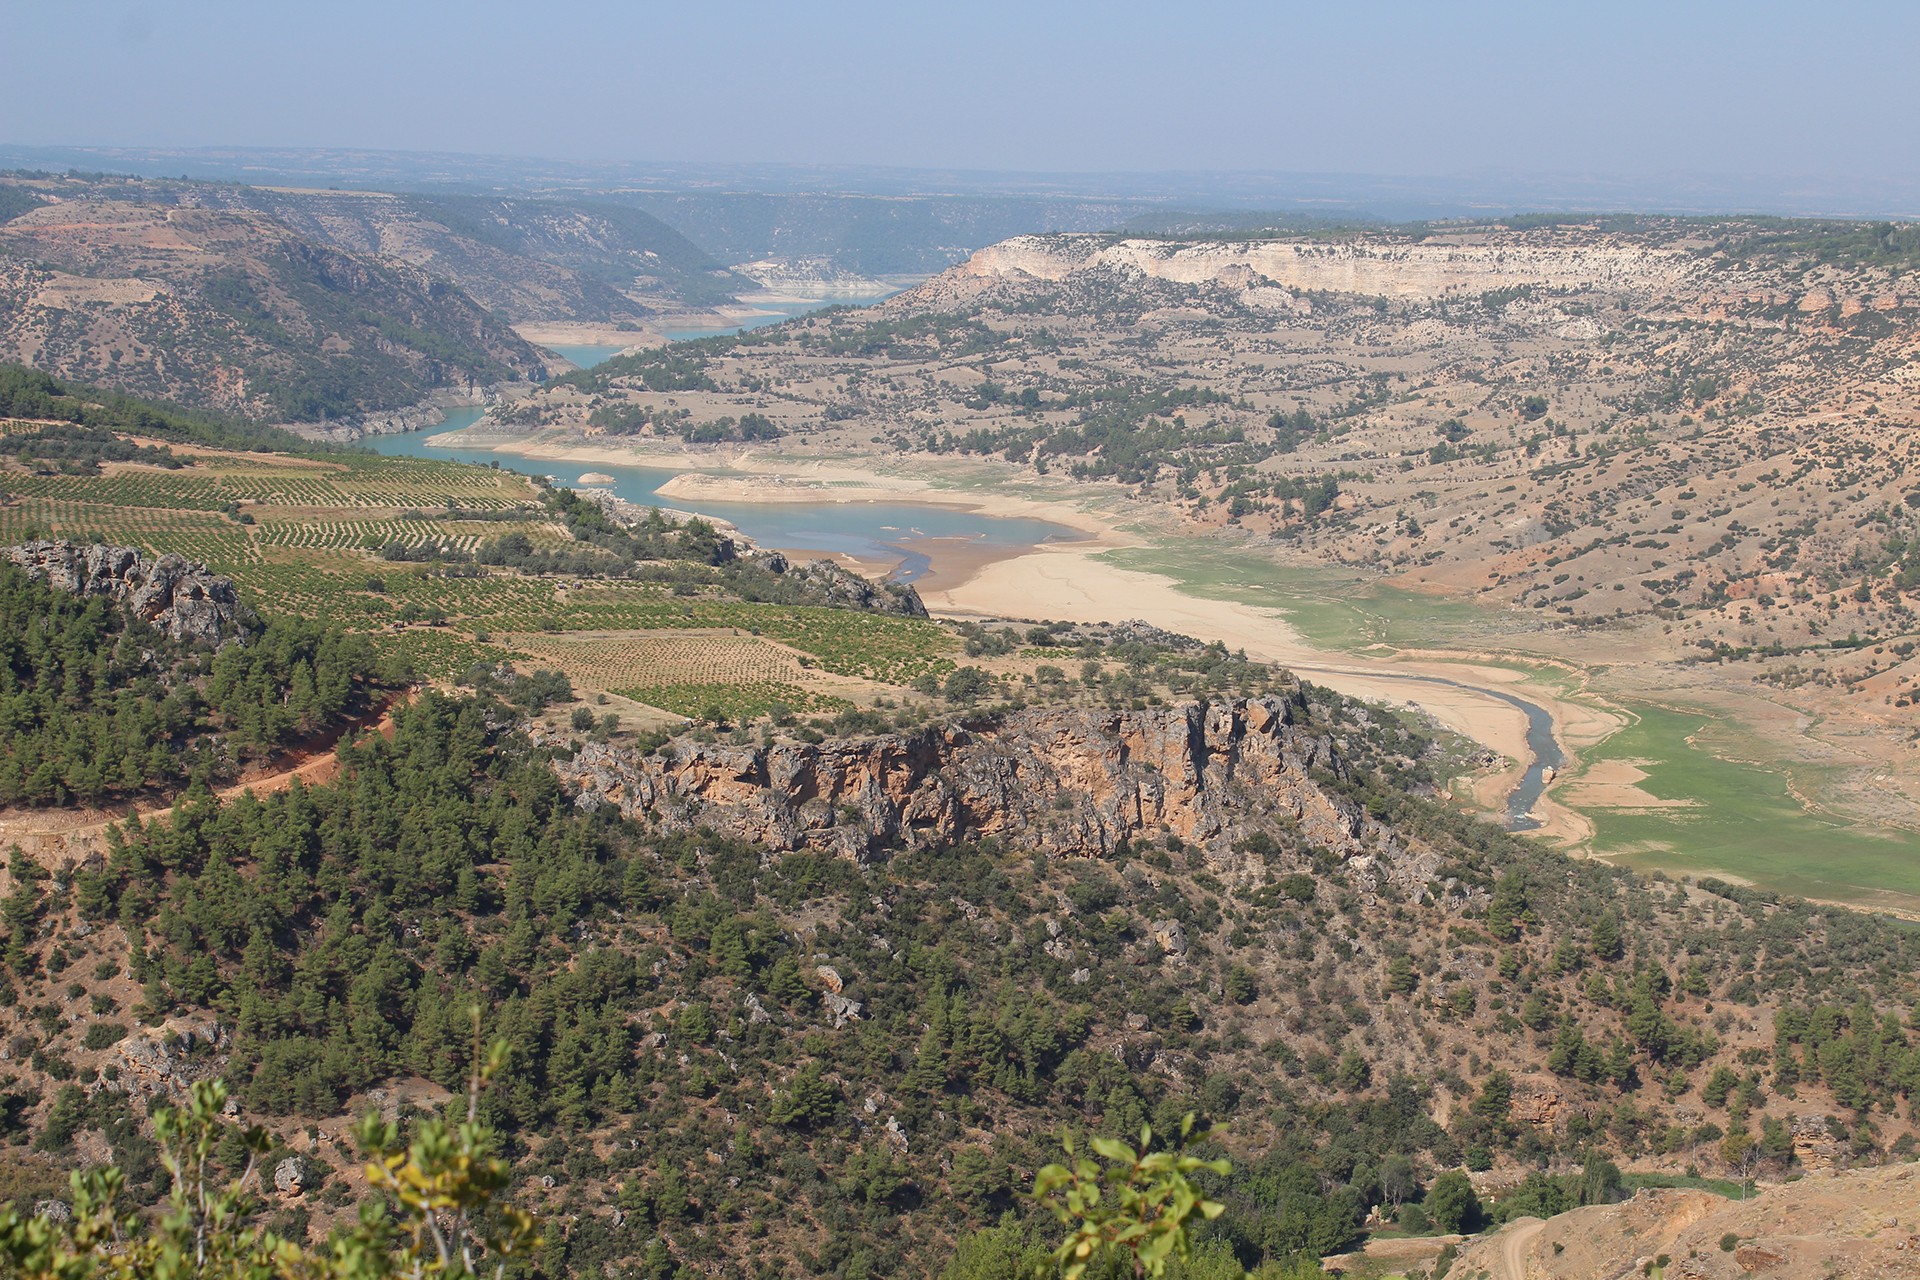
[5,143,1918,220]
[181,185,753,317]
[617,190,1151,276]
[0,190,552,421]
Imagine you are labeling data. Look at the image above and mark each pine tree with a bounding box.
[709,917,750,977]
[1486,872,1527,942]
[902,1025,947,1098]
[766,955,809,1006]
[1591,910,1623,961]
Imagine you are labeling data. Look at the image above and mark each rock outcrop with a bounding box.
[273,1157,308,1195]
[554,694,1362,861]
[931,232,1701,305]
[3,540,252,644]
[780,556,928,618]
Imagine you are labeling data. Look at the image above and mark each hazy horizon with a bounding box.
[7,0,1918,218]
[4,142,1917,224]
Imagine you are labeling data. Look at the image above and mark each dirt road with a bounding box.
[0,695,406,883]
[1497,1217,1544,1280]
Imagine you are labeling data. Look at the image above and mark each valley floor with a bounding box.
[449,428,1920,913]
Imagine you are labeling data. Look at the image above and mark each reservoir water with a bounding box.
[361,406,1079,581]
[548,344,631,369]
[660,296,874,342]
[367,327,1558,817]
[1427,679,1563,831]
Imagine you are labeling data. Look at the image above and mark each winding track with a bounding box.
[1497,1217,1546,1280]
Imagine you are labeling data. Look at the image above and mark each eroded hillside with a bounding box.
[479,216,1920,859]
[0,195,552,420]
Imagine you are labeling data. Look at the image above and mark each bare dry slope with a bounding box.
[945,231,1703,301]
[0,196,551,419]
[1456,1163,1920,1279]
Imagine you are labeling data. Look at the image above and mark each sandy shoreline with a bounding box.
[513,322,658,351]
[450,431,1608,842]
[655,471,927,505]
[920,534,1605,843]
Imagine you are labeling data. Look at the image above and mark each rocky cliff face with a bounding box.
[922,232,1702,306]
[554,694,1369,862]
[4,540,251,644]
[759,553,930,618]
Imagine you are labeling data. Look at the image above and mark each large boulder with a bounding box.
[4,540,253,644]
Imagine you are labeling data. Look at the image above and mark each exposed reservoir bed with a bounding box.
[367,355,1919,903]
[1096,544,1920,909]
[360,409,1084,584]
[1582,703,1920,911]
[365,412,1571,832]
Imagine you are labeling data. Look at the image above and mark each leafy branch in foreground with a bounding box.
[0,1029,538,1280]
[347,1037,539,1280]
[1031,1114,1229,1280]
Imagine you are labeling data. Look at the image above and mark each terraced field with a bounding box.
[508,631,862,720]
[0,453,531,512]
[536,588,958,683]
[0,445,957,696]
[0,498,256,564]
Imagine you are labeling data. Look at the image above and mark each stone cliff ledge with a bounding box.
[553,694,1371,862]
[4,540,252,644]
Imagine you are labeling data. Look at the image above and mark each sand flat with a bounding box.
[1557,758,1699,810]
[456,433,1613,839]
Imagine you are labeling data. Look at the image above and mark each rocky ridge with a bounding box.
[937,231,1703,305]
[756,552,930,618]
[3,540,252,643]
[552,694,1440,878]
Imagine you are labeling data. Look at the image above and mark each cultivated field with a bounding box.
[507,631,862,721]
[0,447,954,723]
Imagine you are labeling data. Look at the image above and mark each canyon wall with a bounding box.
[554,694,1370,862]
[933,232,1702,304]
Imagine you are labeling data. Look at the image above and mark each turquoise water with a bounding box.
[368,292,1075,578]
[548,344,630,368]
[361,408,1079,579]
[660,299,844,342]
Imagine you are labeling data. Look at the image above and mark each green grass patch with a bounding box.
[1583,702,1920,908]
[1098,542,1496,652]
[615,681,849,723]
[1621,1172,1755,1200]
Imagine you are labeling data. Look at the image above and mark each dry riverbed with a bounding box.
[452,432,1610,840]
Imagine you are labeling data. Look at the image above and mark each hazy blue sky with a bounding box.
[7,0,1918,183]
